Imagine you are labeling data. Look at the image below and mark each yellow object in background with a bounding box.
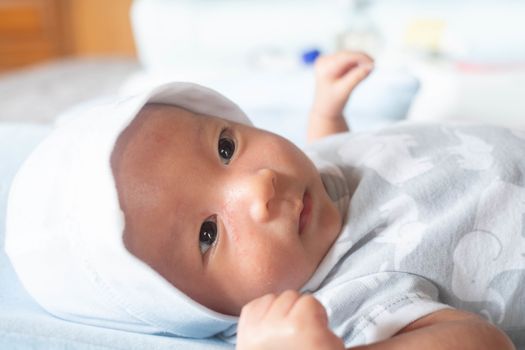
[404,18,446,55]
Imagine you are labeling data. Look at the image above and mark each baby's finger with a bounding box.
[317,51,373,79]
[339,62,373,91]
[288,294,329,327]
[323,56,359,79]
[264,290,302,320]
[316,54,357,79]
[239,293,276,324]
[335,51,374,67]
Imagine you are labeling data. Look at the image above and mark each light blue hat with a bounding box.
[5,82,251,338]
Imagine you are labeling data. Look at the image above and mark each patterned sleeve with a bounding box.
[314,272,451,347]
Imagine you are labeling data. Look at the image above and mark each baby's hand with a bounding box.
[312,51,374,121]
[236,290,344,350]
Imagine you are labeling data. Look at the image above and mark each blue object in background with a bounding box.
[345,68,420,131]
[301,48,321,65]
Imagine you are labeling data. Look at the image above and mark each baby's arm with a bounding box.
[236,292,515,350]
[307,51,373,143]
[352,308,515,350]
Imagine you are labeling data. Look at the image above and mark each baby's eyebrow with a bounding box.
[195,117,220,156]
[197,121,206,141]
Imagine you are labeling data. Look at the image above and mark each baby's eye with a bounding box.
[199,219,217,254]
[218,129,235,165]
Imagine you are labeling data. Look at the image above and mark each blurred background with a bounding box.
[1,0,524,146]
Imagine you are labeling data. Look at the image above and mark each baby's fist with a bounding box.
[311,51,374,121]
[236,291,344,350]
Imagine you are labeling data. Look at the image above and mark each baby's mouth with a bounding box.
[299,191,312,235]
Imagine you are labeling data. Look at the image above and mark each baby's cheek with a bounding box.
[238,247,305,295]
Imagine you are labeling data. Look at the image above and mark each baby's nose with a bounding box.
[245,169,276,222]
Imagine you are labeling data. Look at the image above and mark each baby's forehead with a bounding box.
[111,102,233,189]
[113,104,184,166]
[111,102,253,178]
[114,104,199,153]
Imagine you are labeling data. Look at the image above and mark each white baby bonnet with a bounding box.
[5,82,250,338]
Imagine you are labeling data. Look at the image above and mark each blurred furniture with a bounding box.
[0,0,69,71]
[0,0,135,72]
[67,0,136,57]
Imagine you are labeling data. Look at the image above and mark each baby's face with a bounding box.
[111,104,341,315]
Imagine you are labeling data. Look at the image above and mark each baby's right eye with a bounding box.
[218,128,235,165]
[199,219,217,254]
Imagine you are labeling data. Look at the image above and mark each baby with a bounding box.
[6,52,523,349]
